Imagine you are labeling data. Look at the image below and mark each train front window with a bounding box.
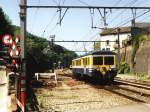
[104,56,114,65]
[93,57,103,65]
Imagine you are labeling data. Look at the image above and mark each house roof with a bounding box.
[100,22,150,36]
[135,22,150,28]
[100,27,131,36]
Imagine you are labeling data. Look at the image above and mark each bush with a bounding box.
[118,62,130,74]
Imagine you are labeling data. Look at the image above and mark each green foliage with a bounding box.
[10,25,78,78]
[118,62,130,74]
[0,7,14,65]
[0,7,14,36]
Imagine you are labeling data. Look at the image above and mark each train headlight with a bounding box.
[110,65,116,69]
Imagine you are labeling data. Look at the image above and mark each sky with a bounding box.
[0,0,150,54]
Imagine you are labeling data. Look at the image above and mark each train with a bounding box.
[71,51,117,83]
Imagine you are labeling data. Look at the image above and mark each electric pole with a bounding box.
[20,0,26,111]
[117,28,121,69]
[49,35,55,51]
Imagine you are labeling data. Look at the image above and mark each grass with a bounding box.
[135,73,150,81]
[120,73,150,82]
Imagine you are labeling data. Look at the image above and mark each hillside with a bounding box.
[14,27,77,75]
[0,7,77,76]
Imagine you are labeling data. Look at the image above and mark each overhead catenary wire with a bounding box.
[41,11,58,37]
[85,9,150,52]
[77,1,132,51]
[77,0,90,6]
[108,0,139,25]
[62,0,66,5]
[116,9,150,27]
[138,11,150,21]
[52,0,59,5]
[113,0,123,6]
[25,0,150,53]
[78,8,150,52]
[41,0,66,38]
[30,0,41,34]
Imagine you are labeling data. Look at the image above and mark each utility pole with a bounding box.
[117,28,121,69]
[93,41,96,50]
[131,18,136,72]
[49,35,55,51]
[49,35,55,72]
[20,0,26,111]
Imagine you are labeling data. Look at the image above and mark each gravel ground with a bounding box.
[32,73,138,112]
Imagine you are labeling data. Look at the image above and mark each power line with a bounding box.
[26,3,150,52]
[108,0,139,25]
[78,0,90,6]
[62,0,66,5]
[113,0,123,6]
[41,11,58,37]
[48,24,58,35]
[125,0,139,6]
[116,9,150,27]
[84,8,150,52]
[30,0,41,34]
[138,12,150,21]
[52,0,59,5]
[78,32,100,52]
[136,0,149,6]
[59,0,62,6]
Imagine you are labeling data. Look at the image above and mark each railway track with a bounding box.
[60,70,150,103]
[114,78,150,90]
[103,78,150,103]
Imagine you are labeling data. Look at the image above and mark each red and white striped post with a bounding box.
[20,74,26,111]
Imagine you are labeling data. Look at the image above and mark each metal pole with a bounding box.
[50,35,55,51]
[20,0,26,111]
[93,41,96,50]
[117,28,121,69]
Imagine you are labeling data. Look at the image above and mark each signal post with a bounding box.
[20,0,27,111]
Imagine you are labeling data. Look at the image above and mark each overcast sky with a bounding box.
[0,0,150,54]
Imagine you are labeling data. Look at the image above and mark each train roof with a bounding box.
[86,50,116,55]
[73,50,116,60]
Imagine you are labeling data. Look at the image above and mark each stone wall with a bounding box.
[134,41,150,74]
[120,41,150,74]
[120,46,132,67]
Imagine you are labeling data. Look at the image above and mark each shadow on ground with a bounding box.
[26,86,40,112]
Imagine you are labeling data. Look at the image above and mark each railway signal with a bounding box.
[0,34,21,69]
[2,34,13,45]
[9,42,20,58]
[0,35,11,65]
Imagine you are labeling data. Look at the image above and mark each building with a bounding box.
[100,27,131,51]
[99,22,150,51]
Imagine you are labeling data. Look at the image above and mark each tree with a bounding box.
[0,7,14,36]
[0,7,14,66]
